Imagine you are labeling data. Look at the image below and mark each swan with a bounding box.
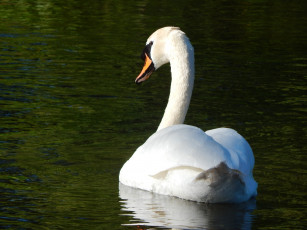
[119,27,257,203]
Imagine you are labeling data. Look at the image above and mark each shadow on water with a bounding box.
[119,183,256,229]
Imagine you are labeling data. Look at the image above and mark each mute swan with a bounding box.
[119,27,257,203]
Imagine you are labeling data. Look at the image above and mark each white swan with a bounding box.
[119,27,257,203]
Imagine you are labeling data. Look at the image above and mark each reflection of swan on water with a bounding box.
[119,27,257,203]
[119,183,256,229]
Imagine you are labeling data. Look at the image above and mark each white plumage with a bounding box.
[119,27,257,203]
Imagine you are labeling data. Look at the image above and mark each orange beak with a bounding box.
[135,53,155,84]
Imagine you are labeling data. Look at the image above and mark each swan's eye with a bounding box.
[140,41,153,60]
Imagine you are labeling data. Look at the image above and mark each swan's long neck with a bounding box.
[157,35,195,131]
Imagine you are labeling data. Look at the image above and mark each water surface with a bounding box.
[1,0,306,229]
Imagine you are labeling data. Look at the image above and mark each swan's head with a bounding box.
[135,27,183,84]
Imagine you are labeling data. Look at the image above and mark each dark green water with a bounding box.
[1,0,306,229]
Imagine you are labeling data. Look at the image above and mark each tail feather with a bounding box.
[195,162,244,185]
[195,162,246,202]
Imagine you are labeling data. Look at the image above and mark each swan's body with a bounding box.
[119,27,257,203]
